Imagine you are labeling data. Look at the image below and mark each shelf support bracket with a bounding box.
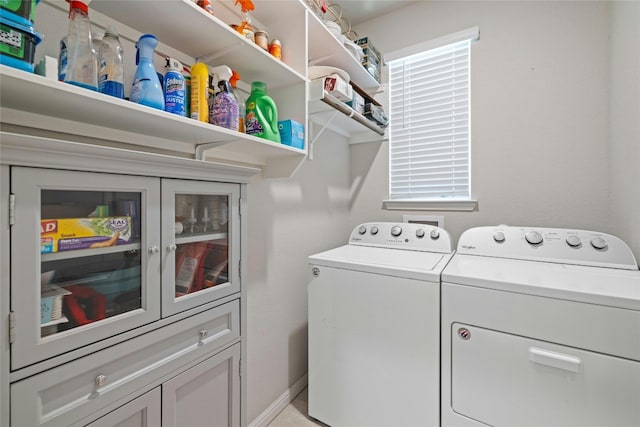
[195,142,228,160]
[309,111,339,161]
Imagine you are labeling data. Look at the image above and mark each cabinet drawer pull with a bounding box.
[529,347,581,373]
[148,246,159,254]
[199,329,208,339]
[95,374,108,387]
[168,244,178,252]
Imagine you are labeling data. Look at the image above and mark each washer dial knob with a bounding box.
[358,226,367,235]
[430,230,440,240]
[493,232,505,243]
[591,237,607,250]
[370,226,379,235]
[525,231,543,245]
[416,229,425,238]
[566,235,582,247]
[390,226,403,237]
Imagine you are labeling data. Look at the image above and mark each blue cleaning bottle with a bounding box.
[130,34,164,110]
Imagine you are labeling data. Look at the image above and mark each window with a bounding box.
[384,28,479,211]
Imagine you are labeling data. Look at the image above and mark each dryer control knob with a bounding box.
[525,231,543,245]
[358,226,367,235]
[493,232,505,243]
[370,226,379,235]
[416,229,425,238]
[430,230,440,240]
[591,237,607,250]
[566,235,582,247]
[391,226,402,237]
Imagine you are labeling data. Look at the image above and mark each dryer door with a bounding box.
[450,323,640,426]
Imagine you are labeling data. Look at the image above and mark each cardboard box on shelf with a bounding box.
[41,216,133,253]
[278,119,305,149]
[323,74,353,102]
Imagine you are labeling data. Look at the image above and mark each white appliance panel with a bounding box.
[450,323,640,427]
[456,226,637,269]
[443,254,640,310]
[308,265,440,427]
[309,244,448,282]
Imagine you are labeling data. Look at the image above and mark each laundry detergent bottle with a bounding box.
[245,81,280,143]
[130,34,164,110]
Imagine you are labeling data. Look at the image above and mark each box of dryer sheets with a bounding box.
[41,216,132,253]
[278,119,305,149]
[323,74,352,101]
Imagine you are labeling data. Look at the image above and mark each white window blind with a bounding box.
[388,33,474,201]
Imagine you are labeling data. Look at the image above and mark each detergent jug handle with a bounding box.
[264,96,279,132]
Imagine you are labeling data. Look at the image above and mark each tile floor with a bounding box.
[267,387,327,427]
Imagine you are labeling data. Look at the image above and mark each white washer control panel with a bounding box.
[457,226,638,270]
[349,222,453,254]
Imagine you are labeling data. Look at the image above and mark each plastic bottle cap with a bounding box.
[230,70,241,88]
[138,34,157,42]
[69,1,88,13]
[251,81,267,92]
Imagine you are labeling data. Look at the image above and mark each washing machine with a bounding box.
[441,226,640,427]
[308,222,454,427]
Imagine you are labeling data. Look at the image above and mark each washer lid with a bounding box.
[309,244,453,282]
[442,254,640,310]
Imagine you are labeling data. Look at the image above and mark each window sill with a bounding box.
[382,199,478,212]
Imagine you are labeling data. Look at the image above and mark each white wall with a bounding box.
[351,1,612,246]
[609,1,640,259]
[246,131,351,422]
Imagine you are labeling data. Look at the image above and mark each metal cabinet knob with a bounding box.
[95,375,108,387]
[312,267,320,277]
[167,244,178,252]
[199,329,208,339]
[148,246,159,254]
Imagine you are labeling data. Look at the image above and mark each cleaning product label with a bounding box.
[0,24,24,58]
[190,74,203,121]
[58,37,67,81]
[129,77,145,103]
[210,91,239,130]
[245,101,264,135]
[164,69,186,116]
[98,61,124,98]
[1,0,24,14]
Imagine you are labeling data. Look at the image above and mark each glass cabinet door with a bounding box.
[161,179,240,317]
[11,167,161,370]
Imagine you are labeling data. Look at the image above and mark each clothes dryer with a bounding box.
[441,226,640,427]
[308,222,454,427]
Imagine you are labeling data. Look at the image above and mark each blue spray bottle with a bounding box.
[130,34,164,110]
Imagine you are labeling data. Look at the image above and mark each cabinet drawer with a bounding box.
[11,299,239,427]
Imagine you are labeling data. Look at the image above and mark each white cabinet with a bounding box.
[11,168,161,369]
[9,167,242,369]
[86,388,162,427]
[161,179,240,317]
[163,343,241,427]
[1,134,251,427]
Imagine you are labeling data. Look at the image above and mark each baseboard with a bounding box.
[248,373,308,427]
